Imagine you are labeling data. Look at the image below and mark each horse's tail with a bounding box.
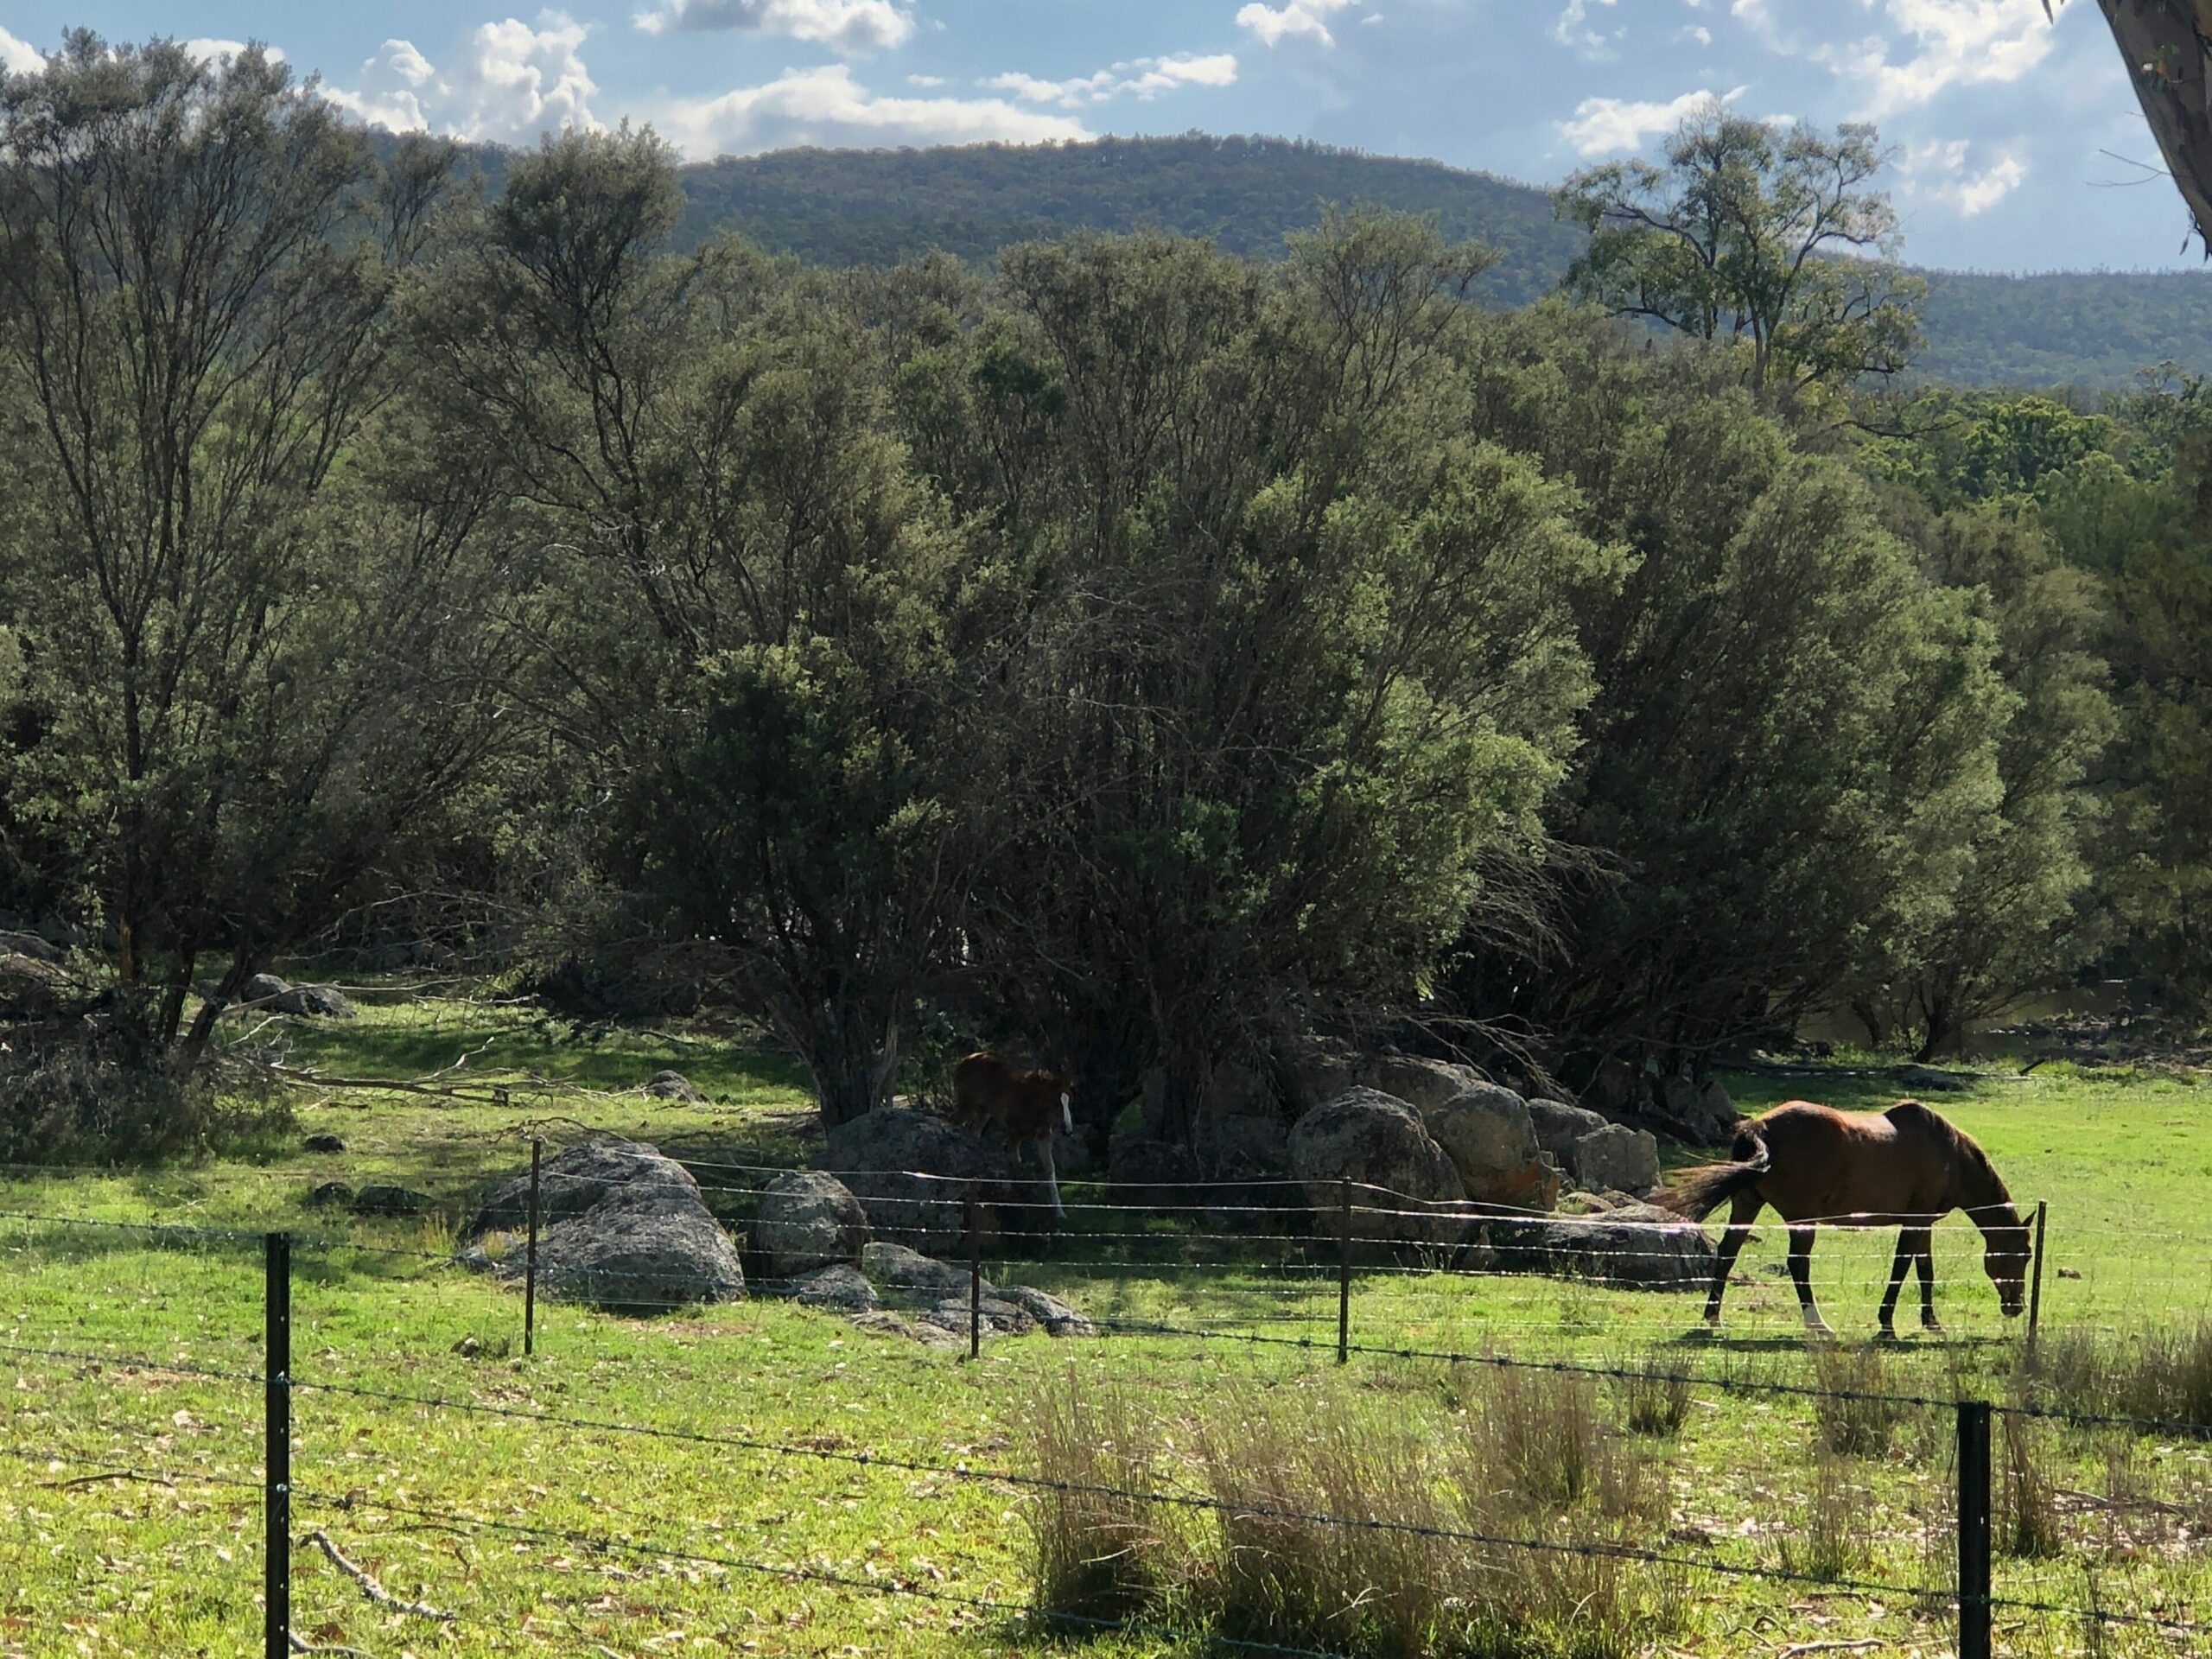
[1655,1124,1771,1222]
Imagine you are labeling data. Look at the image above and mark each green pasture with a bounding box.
[3,995,2209,1657]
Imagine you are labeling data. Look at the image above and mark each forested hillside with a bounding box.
[659,134,2212,391]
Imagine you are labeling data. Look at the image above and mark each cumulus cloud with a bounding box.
[1898,137,2028,216]
[632,0,914,54]
[0,25,42,74]
[1557,85,1739,156]
[325,15,599,144]
[658,63,1087,159]
[1553,0,1619,58]
[1680,24,1713,46]
[1236,0,1363,48]
[1819,1,2056,117]
[984,53,1236,110]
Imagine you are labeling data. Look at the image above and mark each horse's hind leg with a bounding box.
[1788,1226,1832,1337]
[1703,1193,1759,1326]
[1878,1230,1915,1339]
[1912,1227,1942,1332]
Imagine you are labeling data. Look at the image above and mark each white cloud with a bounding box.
[985,53,1237,110]
[1557,85,1738,157]
[1236,0,1362,49]
[0,25,41,75]
[1553,0,1619,58]
[1899,137,2028,216]
[659,63,1088,159]
[1732,0,1781,45]
[1818,1,2056,118]
[182,39,286,67]
[325,15,599,144]
[906,73,944,86]
[1680,24,1713,46]
[632,0,914,54]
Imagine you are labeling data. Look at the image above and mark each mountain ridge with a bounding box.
[444,130,2212,390]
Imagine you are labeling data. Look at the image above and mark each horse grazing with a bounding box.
[1656,1099,2031,1338]
[950,1052,1075,1223]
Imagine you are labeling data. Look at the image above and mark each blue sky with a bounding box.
[0,1,2190,273]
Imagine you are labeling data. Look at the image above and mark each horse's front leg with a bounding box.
[1703,1194,1760,1326]
[1878,1230,1915,1339]
[1911,1227,1942,1332]
[1034,1135,1065,1226]
[1788,1225,1832,1337]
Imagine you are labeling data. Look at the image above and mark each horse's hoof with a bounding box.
[1876,1326,1900,1344]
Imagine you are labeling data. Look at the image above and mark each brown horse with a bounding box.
[1657,1099,2031,1337]
[950,1051,1075,1223]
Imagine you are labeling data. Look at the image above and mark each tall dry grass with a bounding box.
[1024,1360,1682,1657]
[2016,1322,2212,1435]
[1022,1367,1191,1622]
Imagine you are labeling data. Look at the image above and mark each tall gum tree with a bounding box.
[0,36,510,1051]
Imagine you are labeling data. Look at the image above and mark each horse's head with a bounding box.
[1979,1208,2032,1318]
[1049,1072,1077,1135]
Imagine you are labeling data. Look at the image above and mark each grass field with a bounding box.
[3,993,2209,1657]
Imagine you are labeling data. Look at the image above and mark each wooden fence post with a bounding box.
[2026,1198,2048,1347]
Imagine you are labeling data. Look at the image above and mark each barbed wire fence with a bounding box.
[5,1166,2211,1657]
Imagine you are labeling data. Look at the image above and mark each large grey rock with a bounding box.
[468,1140,704,1237]
[533,1205,746,1312]
[1660,1076,1739,1147]
[790,1263,879,1313]
[861,1240,981,1303]
[1419,1084,1557,1211]
[919,1295,1036,1338]
[0,953,72,1018]
[1287,1088,1466,1250]
[1527,1096,1611,1162]
[351,1184,437,1217]
[291,984,356,1019]
[242,972,293,1007]
[754,1170,870,1280]
[0,931,63,964]
[819,1107,1032,1255]
[1277,1034,1357,1117]
[462,1140,742,1313]
[850,1309,966,1350]
[1572,1124,1660,1196]
[645,1070,701,1101]
[995,1285,1097,1338]
[1359,1053,1485,1116]
[1484,1202,1715,1289]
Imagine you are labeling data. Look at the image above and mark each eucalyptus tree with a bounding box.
[904,215,1614,1141]
[0,35,511,1052]
[1556,102,1924,394]
[1449,304,2012,1088]
[410,129,987,1125]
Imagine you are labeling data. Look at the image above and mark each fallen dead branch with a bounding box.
[301,1529,456,1622]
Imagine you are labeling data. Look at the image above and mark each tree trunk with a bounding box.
[802,1004,900,1128]
[1852,1000,1887,1047]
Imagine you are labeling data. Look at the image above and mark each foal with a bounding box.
[1658,1099,2031,1337]
[950,1051,1075,1223]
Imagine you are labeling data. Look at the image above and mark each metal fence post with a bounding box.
[524,1136,543,1357]
[1337,1179,1351,1366]
[264,1232,291,1659]
[1956,1399,1993,1659]
[2027,1199,2048,1347]
[966,1192,982,1362]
